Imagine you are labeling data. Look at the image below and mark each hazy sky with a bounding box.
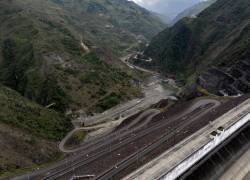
[131,0,207,19]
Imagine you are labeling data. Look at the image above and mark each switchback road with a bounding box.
[13,99,221,180]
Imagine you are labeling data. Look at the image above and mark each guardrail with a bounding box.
[122,99,250,180]
[159,111,250,180]
[94,104,215,179]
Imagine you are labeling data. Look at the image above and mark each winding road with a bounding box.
[13,53,222,180]
[13,99,220,180]
[59,109,161,153]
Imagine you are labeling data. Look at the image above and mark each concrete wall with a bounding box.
[160,113,250,180]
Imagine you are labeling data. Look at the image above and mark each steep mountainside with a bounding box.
[172,0,217,24]
[17,0,166,56]
[0,0,165,114]
[154,12,171,25]
[143,0,250,95]
[0,85,71,177]
[0,0,165,175]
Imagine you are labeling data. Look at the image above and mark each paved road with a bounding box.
[120,53,155,74]
[125,98,250,180]
[12,54,178,179]
[65,74,174,152]
[95,100,220,180]
[13,99,219,180]
[73,74,174,127]
[59,109,161,153]
[72,53,171,127]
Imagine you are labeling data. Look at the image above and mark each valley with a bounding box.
[0,0,250,179]
[60,72,177,153]
[0,0,167,177]
[13,95,249,180]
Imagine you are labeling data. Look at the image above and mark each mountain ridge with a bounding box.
[143,0,250,94]
[0,0,165,114]
[0,0,167,176]
[172,0,217,24]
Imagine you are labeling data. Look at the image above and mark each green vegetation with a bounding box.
[65,130,87,149]
[0,0,165,177]
[10,0,166,56]
[173,0,216,24]
[1,38,35,90]
[144,0,250,84]
[0,85,71,140]
[73,131,87,142]
[0,0,156,113]
[0,153,63,179]
[76,52,141,113]
[161,82,179,94]
[95,92,123,112]
[0,84,70,177]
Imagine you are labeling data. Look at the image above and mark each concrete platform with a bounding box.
[124,98,250,180]
[219,146,250,180]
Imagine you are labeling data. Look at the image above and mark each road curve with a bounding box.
[13,99,220,180]
[59,109,160,153]
[95,100,220,179]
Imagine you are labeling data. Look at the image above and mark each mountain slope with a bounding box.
[154,12,171,25]
[0,0,166,175]
[0,84,71,177]
[172,0,217,24]
[0,85,71,140]
[16,0,166,56]
[143,0,250,95]
[0,0,165,114]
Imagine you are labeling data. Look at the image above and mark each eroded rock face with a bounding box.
[199,59,250,96]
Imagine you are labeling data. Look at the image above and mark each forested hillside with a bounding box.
[0,0,165,114]
[144,0,250,94]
